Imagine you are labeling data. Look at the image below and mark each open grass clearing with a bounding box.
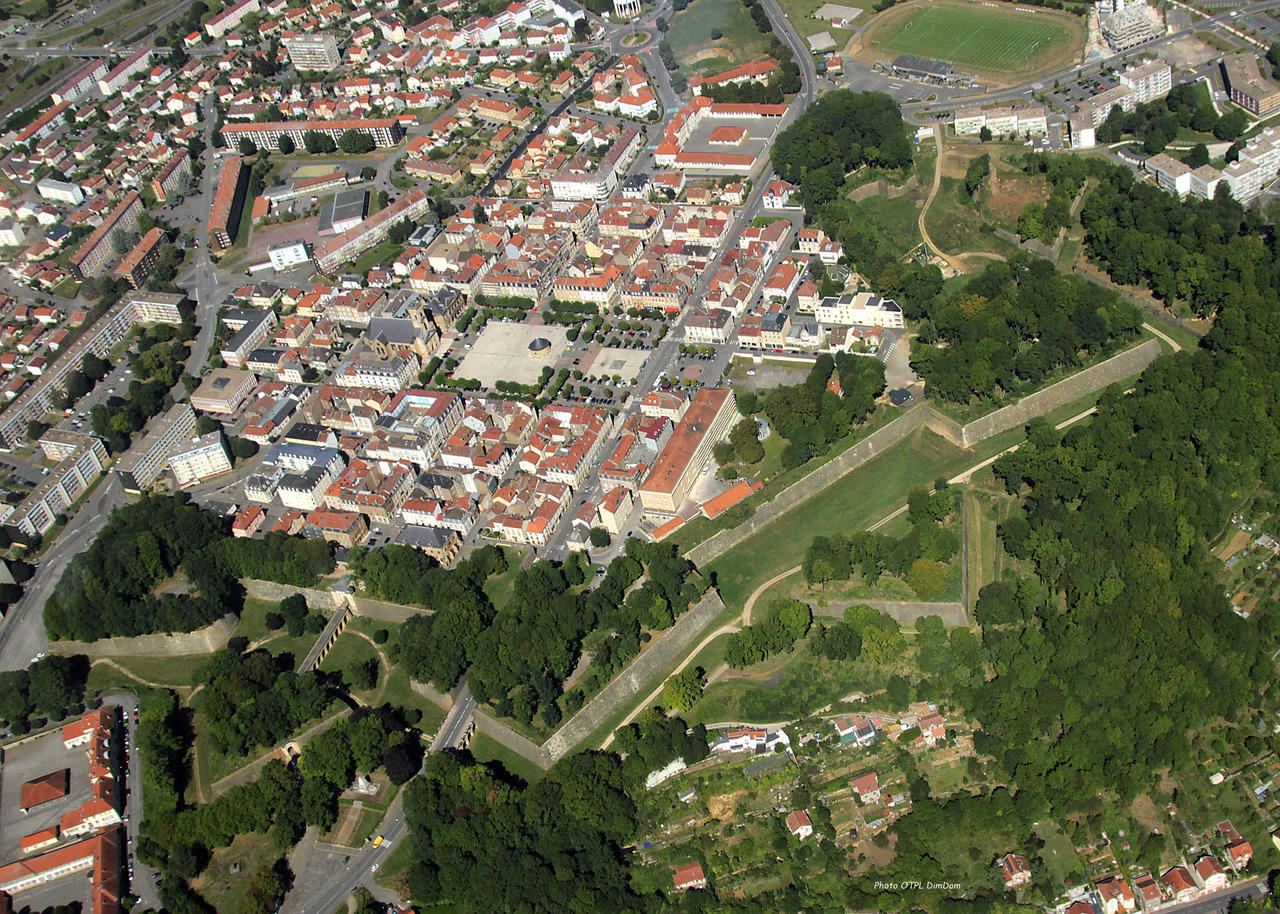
[669,0,775,73]
[467,731,547,783]
[192,832,278,914]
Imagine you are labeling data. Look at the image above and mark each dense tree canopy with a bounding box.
[403,752,645,913]
[771,91,913,210]
[45,495,334,641]
[908,253,1141,404]
[968,159,1280,815]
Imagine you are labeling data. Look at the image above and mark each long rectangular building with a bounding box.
[220,118,405,150]
[638,387,735,518]
[114,226,166,289]
[10,435,109,537]
[0,292,180,448]
[1223,52,1280,116]
[69,191,142,280]
[114,403,197,492]
[209,156,248,251]
[313,189,431,272]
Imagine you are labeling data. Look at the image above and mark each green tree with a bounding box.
[663,667,705,711]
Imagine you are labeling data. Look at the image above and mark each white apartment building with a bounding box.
[11,438,108,537]
[815,292,905,329]
[1119,59,1172,104]
[268,239,311,270]
[36,178,84,205]
[1144,126,1280,202]
[115,403,197,492]
[169,432,233,487]
[952,105,1047,137]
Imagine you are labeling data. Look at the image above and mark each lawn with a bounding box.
[861,0,1084,79]
[776,0,856,48]
[1034,819,1084,887]
[192,832,279,914]
[669,0,775,74]
[706,427,979,610]
[850,193,922,254]
[689,640,894,726]
[467,731,547,784]
[481,547,522,608]
[92,652,216,690]
[352,241,405,274]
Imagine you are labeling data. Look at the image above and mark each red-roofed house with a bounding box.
[1194,855,1228,892]
[850,772,880,803]
[673,861,706,890]
[785,810,813,840]
[1096,875,1137,914]
[997,853,1031,889]
[1161,866,1197,903]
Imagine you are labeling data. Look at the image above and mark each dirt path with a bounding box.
[917,131,968,275]
[916,131,1011,273]
[1143,321,1183,352]
[600,622,743,749]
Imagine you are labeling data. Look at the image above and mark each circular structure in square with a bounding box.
[455,322,570,388]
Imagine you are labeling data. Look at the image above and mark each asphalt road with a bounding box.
[0,473,124,671]
[429,682,477,751]
[1158,878,1269,914]
[279,800,409,914]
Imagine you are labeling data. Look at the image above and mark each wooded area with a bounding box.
[44,495,334,641]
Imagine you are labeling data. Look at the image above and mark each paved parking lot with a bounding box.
[0,728,94,863]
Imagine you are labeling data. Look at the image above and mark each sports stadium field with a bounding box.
[861,0,1084,79]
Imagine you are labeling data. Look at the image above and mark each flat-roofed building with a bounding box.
[169,432,232,486]
[638,387,735,518]
[283,33,341,68]
[36,178,84,206]
[313,190,431,272]
[1223,52,1280,116]
[11,437,108,536]
[190,367,257,414]
[114,403,196,492]
[125,290,186,323]
[1119,59,1171,104]
[220,118,405,151]
[319,189,367,236]
[0,298,141,447]
[1144,152,1192,196]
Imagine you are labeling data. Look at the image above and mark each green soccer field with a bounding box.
[868,2,1080,75]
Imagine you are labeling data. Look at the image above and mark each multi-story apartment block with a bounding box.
[36,178,85,205]
[11,436,108,537]
[815,292,905,329]
[638,388,736,518]
[221,118,405,152]
[205,0,260,38]
[0,294,178,448]
[150,150,192,204]
[69,191,141,279]
[1119,59,1172,104]
[209,157,248,251]
[220,309,278,368]
[98,47,151,95]
[283,33,341,69]
[314,190,431,272]
[114,403,197,492]
[1223,52,1280,116]
[113,227,166,289]
[51,58,108,104]
[126,291,187,324]
[169,432,233,487]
